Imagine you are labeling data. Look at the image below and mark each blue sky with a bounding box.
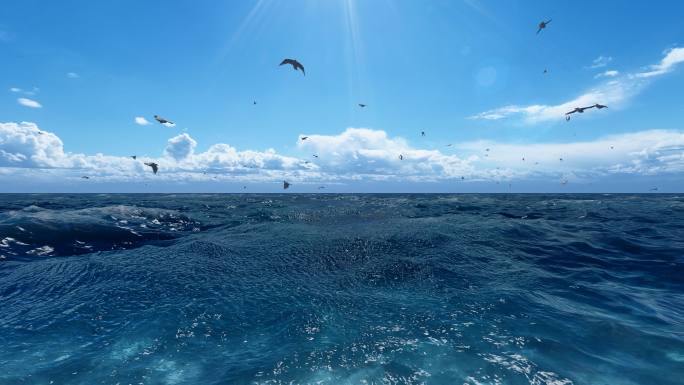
[1,0,683,192]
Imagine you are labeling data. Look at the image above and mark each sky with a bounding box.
[1,0,683,193]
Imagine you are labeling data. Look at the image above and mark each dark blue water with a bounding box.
[1,194,683,385]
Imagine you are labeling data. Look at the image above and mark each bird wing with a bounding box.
[546,19,552,24]
[296,62,305,75]
[536,27,542,34]
[280,59,294,66]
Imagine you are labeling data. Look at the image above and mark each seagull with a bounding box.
[144,162,159,174]
[358,103,367,108]
[559,158,564,162]
[81,176,90,179]
[243,186,247,190]
[301,136,308,141]
[154,115,174,126]
[537,19,552,34]
[131,155,137,160]
[399,154,404,160]
[446,144,452,147]
[593,103,608,109]
[522,157,525,161]
[283,180,290,189]
[253,101,257,105]
[543,69,548,74]
[565,106,593,121]
[280,58,305,75]
[312,154,319,158]
[421,131,425,137]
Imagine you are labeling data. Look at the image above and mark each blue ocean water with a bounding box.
[0,194,683,385]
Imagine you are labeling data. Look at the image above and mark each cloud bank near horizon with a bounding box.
[1,122,683,190]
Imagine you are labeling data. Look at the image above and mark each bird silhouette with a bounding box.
[154,115,175,126]
[301,136,308,141]
[593,103,608,109]
[283,181,290,189]
[81,176,90,179]
[421,131,425,137]
[312,154,319,158]
[280,59,305,75]
[131,155,137,160]
[537,19,552,34]
[358,103,367,108]
[144,162,158,174]
[399,154,404,160]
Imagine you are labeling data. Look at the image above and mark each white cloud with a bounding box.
[634,47,684,78]
[588,55,613,69]
[472,47,684,124]
[164,133,197,160]
[66,72,79,79]
[2,123,683,186]
[17,98,42,109]
[297,128,474,180]
[595,70,619,79]
[134,116,151,126]
[9,87,21,93]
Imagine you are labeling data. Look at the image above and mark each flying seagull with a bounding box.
[131,155,137,160]
[399,154,404,160]
[81,176,90,179]
[154,115,175,126]
[358,103,367,108]
[312,154,319,158]
[301,136,308,141]
[283,180,290,190]
[543,69,548,74]
[253,101,257,105]
[446,144,452,147]
[421,131,425,137]
[144,162,159,174]
[537,19,552,34]
[564,106,591,121]
[280,58,305,75]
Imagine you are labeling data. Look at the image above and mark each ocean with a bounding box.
[0,194,682,385]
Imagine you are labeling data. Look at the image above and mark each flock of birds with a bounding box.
[103,19,626,191]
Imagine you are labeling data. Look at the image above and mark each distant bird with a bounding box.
[81,176,90,179]
[446,144,452,147]
[144,162,159,174]
[301,136,308,141]
[610,146,614,150]
[565,106,591,121]
[522,157,525,161]
[537,19,552,34]
[461,176,465,180]
[593,103,608,109]
[312,154,319,158]
[37,131,44,135]
[154,115,174,126]
[650,187,659,191]
[280,58,305,75]
[421,131,425,137]
[283,181,290,190]
[486,148,490,152]
[131,155,137,160]
[358,103,367,108]
[559,158,564,162]
[243,186,247,189]
[253,101,257,105]
[399,154,404,160]
[543,69,548,74]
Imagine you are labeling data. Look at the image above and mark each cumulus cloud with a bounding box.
[297,128,474,180]
[17,98,42,108]
[134,116,151,126]
[2,123,683,187]
[164,133,197,160]
[472,47,684,124]
[588,55,612,69]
